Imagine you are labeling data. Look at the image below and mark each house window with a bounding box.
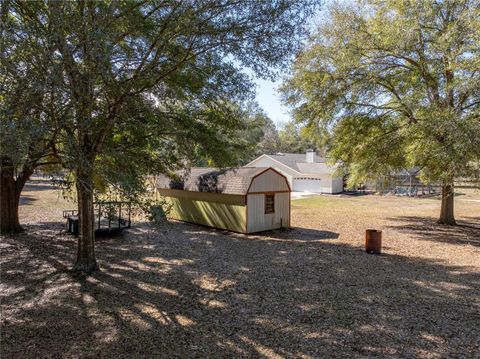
[265,194,275,214]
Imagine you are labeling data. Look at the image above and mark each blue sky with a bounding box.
[251,4,328,129]
[254,77,291,129]
[252,8,325,129]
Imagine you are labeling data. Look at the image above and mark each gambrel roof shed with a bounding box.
[155,167,291,234]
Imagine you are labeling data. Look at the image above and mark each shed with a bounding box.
[155,167,291,234]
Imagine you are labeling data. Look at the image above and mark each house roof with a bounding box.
[296,162,338,175]
[267,153,326,172]
[155,167,272,195]
[251,153,338,176]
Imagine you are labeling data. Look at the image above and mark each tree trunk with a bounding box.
[72,171,99,274]
[438,183,456,225]
[0,159,32,234]
[0,168,22,234]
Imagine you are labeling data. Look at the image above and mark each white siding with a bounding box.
[283,174,294,189]
[247,157,296,187]
[331,177,344,194]
[247,192,290,233]
[322,176,334,193]
[249,169,290,193]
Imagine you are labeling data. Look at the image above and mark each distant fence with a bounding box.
[455,178,480,189]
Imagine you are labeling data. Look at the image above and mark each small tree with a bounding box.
[282,0,480,225]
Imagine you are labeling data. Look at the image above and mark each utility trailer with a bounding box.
[63,201,131,236]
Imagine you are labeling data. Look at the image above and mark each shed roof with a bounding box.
[156,167,275,195]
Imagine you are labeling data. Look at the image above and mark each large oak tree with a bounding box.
[282,0,480,225]
[6,0,318,273]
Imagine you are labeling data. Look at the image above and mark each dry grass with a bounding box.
[1,177,479,358]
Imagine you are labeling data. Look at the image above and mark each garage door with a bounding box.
[293,178,322,192]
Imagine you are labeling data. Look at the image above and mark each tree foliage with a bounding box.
[277,121,317,154]
[3,0,319,272]
[282,0,480,224]
[245,116,319,161]
[1,1,63,233]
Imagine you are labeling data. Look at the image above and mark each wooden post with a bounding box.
[119,203,122,228]
[98,203,101,231]
[409,175,412,196]
[128,203,131,228]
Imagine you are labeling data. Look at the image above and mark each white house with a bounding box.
[245,150,343,194]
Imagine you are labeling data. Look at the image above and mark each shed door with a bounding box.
[293,178,322,192]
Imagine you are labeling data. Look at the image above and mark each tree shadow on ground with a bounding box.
[19,195,38,205]
[386,215,480,247]
[338,191,372,197]
[250,227,339,241]
[194,225,340,242]
[23,181,59,192]
[1,220,479,358]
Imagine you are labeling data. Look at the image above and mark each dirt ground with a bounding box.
[1,177,479,358]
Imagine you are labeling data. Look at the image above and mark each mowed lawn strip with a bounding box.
[292,192,480,265]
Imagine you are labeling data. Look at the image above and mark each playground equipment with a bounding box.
[63,201,131,236]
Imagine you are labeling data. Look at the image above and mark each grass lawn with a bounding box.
[1,177,479,358]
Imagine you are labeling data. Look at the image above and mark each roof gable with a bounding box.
[246,155,301,175]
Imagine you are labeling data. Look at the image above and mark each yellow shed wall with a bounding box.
[158,189,247,233]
